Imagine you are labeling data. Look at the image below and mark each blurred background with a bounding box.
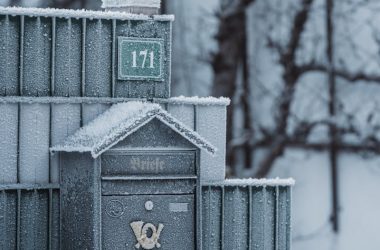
[1,0,380,249]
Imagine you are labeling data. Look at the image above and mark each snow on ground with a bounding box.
[269,149,380,250]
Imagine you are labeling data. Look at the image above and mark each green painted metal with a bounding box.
[118,37,164,81]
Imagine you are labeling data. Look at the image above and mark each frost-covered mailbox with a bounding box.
[53,101,216,249]
[0,1,293,250]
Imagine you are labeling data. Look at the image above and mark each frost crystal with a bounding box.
[101,0,161,9]
[51,101,217,158]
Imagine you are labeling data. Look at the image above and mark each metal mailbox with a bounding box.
[54,102,217,249]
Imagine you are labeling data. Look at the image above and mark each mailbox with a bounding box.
[53,102,216,249]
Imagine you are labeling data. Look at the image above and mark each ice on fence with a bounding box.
[52,101,217,157]
[101,0,161,8]
[0,6,174,21]
[0,104,18,184]
[19,104,50,183]
[169,96,231,106]
[221,177,295,187]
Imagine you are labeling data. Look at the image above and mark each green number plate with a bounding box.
[118,37,164,81]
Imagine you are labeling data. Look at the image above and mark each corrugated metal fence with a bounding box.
[0,185,60,249]
[0,184,291,250]
[201,184,291,250]
[0,11,171,98]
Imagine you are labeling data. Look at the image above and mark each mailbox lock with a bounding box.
[145,200,154,211]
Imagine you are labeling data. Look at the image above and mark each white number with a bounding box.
[139,50,148,68]
[149,51,154,69]
[131,50,155,69]
[132,51,137,68]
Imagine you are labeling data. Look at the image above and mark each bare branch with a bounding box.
[299,63,380,83]
[280,0,314,66]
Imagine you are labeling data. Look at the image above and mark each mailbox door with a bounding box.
[102,194,195,249]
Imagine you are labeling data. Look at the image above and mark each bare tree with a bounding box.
[212,0,256,172]
[213,0,380,232]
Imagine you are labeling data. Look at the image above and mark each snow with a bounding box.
[207,177,295,187]
[0,6,174,21]
[102,0,161,9]
[268,149,380,250]
[0,96,230,105]
[169,96,231,106]
[51,101,217,158]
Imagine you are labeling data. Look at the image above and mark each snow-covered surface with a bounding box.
[169,96,230,106]
[51,101,217,158]
[102,0,161,9]
[268,149,380,250]
[207,177,295,187]
[0,6,174,21]
[0,96,230,105]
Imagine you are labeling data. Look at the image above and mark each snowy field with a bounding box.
[269,150,380,250]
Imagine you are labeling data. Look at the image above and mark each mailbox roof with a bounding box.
[51,101,216,158]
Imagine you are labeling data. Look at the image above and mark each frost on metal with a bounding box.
[102,0,161,8]
[0,6,174,21]
[51,101,217,157]
[210,177,296,187]
[168,96,231,106]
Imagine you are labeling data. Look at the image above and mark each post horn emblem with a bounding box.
[130,221,164,249]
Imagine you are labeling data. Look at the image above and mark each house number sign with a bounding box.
[118,37,164,81]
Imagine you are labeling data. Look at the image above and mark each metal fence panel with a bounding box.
[54,18,82,97]
[0,103,18,184]
[0,15,19,96]
[19,104,50,183]
[0,187,59,250]
[202,184,292,250]
[23,16,52,96]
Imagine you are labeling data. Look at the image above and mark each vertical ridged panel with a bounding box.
[251,186,264,250]
[167,104,195,129]
[224,187,249,250]
[0,15,20,95]
[23,17,51,96]
[50,190,60,249]
[202,185,291,250]
[114,20,171,98]
[197,105,227,181]
[82,103,110,125]
[54,18,82,96]
[50,104,81,183]
[0,104,18,183]
[19,104,50,183]
[0,191,17,249]
[85,19,112,97]
[264,187,276,249]
[202,186,222,250]
[278,186,291,249]
[20,190,49,249]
